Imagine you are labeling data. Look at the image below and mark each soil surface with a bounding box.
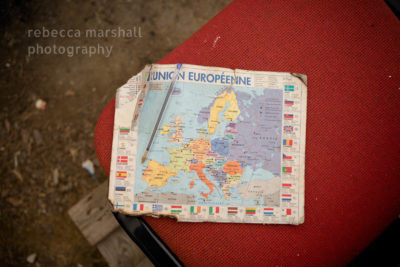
[0,0,230,265]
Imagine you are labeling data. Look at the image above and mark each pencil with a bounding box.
[141,63,182,164]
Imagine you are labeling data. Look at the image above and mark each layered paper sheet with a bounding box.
[109,64,307,224]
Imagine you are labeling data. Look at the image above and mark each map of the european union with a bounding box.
[109,64,306,224]
[136,82,282,207]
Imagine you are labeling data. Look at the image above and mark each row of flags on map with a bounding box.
[129,204,293,216]
[283,85,295,198]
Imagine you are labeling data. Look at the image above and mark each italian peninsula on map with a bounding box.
[134,81,283,207]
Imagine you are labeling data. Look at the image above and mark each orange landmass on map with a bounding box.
[190,180,195,189]
[142,160,177,187]
[188,137,210,161]
[189,162,216,199]
[223,161,243,175]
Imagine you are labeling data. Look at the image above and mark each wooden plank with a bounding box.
[68,181,119,245]
[97,227,152,267]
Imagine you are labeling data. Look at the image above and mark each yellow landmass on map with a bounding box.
[221,184,231,199]
[208,90,240,134]
[227,173,242,185]
[160,124,171,135]
[142,160,177,187]
[221,173,242,200]
[166,144,194,173]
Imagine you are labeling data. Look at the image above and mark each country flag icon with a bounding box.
[133,203,144,211]
[284,113,294,119]
[227,207,238,215]
[190,206,202,214]
[246,207,256,215]
[171,205,182,213]
[282,183,292,188]
[119,128,130,135]
[284,85,295,92]
[115,202,125,208]
[282,167,292,173]
[119,141,127,149]
[264,208,274,216]
[282,194,292,201]
[209,206,220,215]
[116,171,127,178]
[284,126,293,133]
[284,100,294,105]
[283,139,293,147]
[152,204,163,212]
[117,156,128,164]
[115,186,126,191]
[283,154,292,160]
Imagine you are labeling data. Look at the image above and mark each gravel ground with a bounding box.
[0,0,230,265]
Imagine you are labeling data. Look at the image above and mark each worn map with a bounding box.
[109,64,307,224]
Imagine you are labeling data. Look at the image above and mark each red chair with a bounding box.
[95,0,400,265]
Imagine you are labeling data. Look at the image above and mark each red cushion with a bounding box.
[95,0,400,265]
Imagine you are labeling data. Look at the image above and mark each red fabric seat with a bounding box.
[95,0,400,265]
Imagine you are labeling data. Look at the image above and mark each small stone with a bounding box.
[35,99,46,110]
[65,90,75,96]
[82,159,95,176]
[7,197,23,207]
[82,159,98,181]
[53,169,59,185]
[27,253,37,264]
[69,148,78,161]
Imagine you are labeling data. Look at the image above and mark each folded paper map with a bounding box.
[109,64,307,224]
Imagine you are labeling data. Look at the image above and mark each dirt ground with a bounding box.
[0,0,230,265]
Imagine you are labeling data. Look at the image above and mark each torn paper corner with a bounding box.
[290,72,307,86]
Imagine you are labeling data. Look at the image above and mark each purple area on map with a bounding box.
[211,138,229,157]
[225,123,237,135]
[197,107,210,124]
[189,158,198,164]
[236,91,251,101]
[206,150,218,157]
[205,166,228,187]
[228,88,282,175]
